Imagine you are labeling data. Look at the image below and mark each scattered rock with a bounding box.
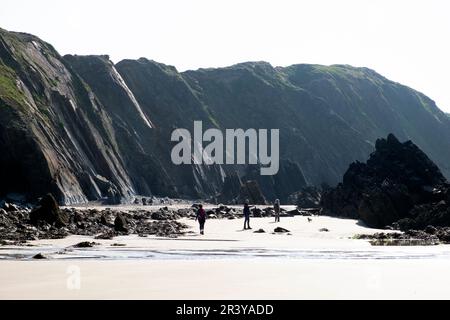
[95,231,115,240]
[32,253,47,259]
[111,243,126,247]
[355,231,440,246]
[73,241,99,248]
[151,210,171,220]
[254,229,266,233]
[274,227,290,233]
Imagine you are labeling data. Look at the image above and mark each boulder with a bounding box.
[151,210,171,220]
[274,227,290,233]
[29,194,69,227]
[251,208,262,217]
[114,213,128,232]
[73,241,99,248]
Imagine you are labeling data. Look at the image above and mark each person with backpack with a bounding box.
[196,204,207,235]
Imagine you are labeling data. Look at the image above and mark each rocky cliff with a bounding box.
[1,28,450,204]
[321,134,449,228]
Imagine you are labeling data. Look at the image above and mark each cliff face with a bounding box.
[1,28,450,204]
[0,29,135,204]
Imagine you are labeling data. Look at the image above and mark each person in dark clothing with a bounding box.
[196,204,206,235]
[274,199,281,223]
[243,202,252,230]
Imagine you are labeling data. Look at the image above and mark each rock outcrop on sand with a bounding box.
[29,194,69,227]
[0,198,190,245]
[321,134,450,229]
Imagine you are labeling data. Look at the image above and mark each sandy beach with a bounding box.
[2,213,450,299]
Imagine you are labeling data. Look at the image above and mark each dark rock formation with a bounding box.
[354,227,450,245]
[1,204,189,244]
[114,213,128,232]
[322,134,450,229]
[236,180,268,205]
[287,186,322,208]
[274,227,290,233]
[73,241,98,248]
[215,172,243,204]
[151,209,172,221]
[29,194,68,226]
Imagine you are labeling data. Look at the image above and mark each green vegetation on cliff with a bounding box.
[0,63,26,107]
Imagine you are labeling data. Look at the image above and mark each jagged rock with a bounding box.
[242,160,307,203]
[3,202,19,212]
[29,194,69,227]
[114,213,128,232]
[237,180,268,205]
[322,134,450,228]
[288,186,322,208]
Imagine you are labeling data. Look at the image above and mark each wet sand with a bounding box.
[2,259,450,299]
[1,214,450,299]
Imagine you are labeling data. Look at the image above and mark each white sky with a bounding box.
[1,0,449,111]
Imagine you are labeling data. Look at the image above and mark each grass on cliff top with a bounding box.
[0,64,27,108]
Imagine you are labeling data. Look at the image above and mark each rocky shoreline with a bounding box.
[0,194,317,246]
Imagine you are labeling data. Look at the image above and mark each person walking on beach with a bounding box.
[196,204,206,235]
[274,199,281,223]
[243,202,252,230]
